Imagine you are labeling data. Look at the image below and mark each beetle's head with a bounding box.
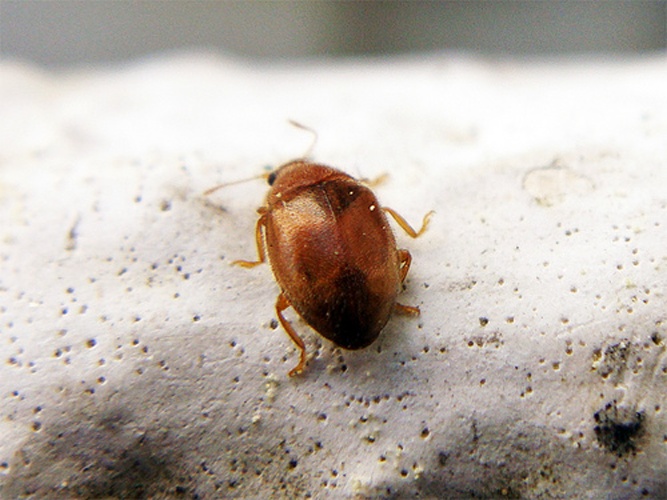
[267,160,305,187]
[266,160,342,204]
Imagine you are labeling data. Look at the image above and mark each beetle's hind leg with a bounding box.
[395,249,421,316]
[232,209,268,268]
[275,292,307,377]
[397,249,412,283]
[395,302,420,316]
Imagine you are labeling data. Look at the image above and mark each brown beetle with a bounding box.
[228,158,433,376]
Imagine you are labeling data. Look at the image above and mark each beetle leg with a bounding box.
[360,172,389,188]
[383,207,434,238]
[276,292,307,377]
[395,303,421,316]
[395,250,421,315]
[397,249,412,283]
[233,210,268,268]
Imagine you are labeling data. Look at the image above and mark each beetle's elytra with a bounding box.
[231,159,432,376]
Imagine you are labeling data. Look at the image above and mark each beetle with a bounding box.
[225,156,433,376]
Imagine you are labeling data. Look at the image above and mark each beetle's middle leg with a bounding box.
[233,209,268,268]
[275,292,307,377]
[384,207,434,238]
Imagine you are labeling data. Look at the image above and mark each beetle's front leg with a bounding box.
[232,208,268,268]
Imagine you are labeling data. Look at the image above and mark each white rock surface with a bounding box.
[1,53,666,499]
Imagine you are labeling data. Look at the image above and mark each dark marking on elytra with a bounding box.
[317,266,378,349]
[321,181,362,218]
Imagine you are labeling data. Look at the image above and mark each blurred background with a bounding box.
[1,1,666,68]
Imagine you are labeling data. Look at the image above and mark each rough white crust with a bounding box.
[1,54,666,498]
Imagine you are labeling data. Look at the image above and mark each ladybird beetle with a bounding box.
[231,158,433,376]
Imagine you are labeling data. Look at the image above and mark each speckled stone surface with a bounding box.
[1,54,666,499]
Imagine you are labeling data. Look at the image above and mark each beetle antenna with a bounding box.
[205,121,317,196]
[288,119,318,159]
[203,172,269,196]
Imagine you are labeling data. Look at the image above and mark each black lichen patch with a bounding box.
[3,407,198,499]
[596,340,631,381]
[594,402,645,457]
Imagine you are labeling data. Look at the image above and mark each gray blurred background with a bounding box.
[1,1,666,68]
